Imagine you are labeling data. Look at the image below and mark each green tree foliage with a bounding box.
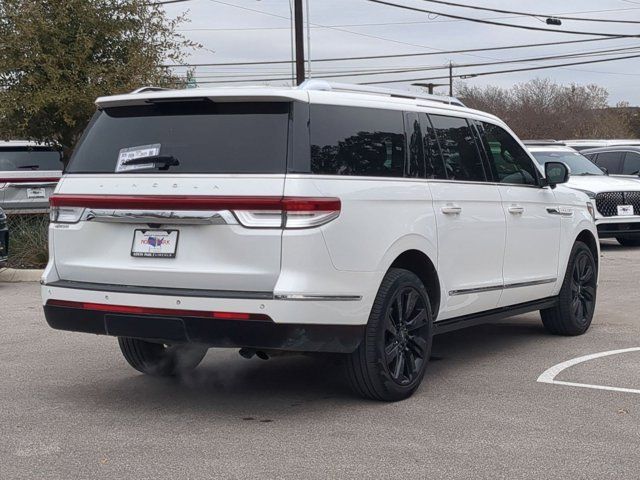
[0,0,196,158]
[457,78,633,140]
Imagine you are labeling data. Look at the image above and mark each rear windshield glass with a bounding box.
[67,101,290,174]
[0,148,61,171]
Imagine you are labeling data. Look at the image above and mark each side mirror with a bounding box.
[545,161,570,188]
[600,166,609,175]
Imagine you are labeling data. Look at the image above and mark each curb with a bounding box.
[0,268,44,283]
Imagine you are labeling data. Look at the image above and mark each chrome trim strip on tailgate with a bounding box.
[5,182,59,188]
[84,209,238,225]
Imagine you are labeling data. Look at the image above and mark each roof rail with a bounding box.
[299,80,465,107]
[130,86,172,94]
[522,140,565,146]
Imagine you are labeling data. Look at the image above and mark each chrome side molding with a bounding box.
[274,294,363,301]
[449,278,557,296]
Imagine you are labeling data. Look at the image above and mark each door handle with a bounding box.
[441,204,462,215]
[508,205,525,214]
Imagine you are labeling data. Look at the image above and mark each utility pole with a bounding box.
[449,61,453,96]
[294,0,305,86]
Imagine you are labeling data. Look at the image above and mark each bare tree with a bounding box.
[457,78,632,140]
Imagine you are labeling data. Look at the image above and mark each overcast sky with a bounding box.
[164,0,640,105]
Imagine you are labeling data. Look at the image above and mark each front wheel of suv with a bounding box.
[118,337,208,376]
[616,235,640,247]
[540,241,597,336]
[345,268,433,401]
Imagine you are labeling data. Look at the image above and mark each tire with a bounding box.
[345,268,433,402]
[540,241,597,336]
[118,337,208,376]
[616,235,640,247]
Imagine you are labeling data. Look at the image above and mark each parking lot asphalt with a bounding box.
[1,240,639,480]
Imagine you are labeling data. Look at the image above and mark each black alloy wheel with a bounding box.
[540,241,597,336]
[346,268,433,401]
[570,249,596,326]
[384,286,429,386]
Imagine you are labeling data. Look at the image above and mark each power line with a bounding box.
[164,36,628,67]
[147,0,192,5]
[419,0,640,24]
[176,5,640,31]
[189,46,640,82]
[367,0,640,37]
[362,52,640,84]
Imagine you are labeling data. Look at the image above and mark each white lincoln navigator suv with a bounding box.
[42,81,599,401]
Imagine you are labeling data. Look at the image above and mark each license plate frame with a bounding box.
[131,229,179,258]
[617,205,634,216]
[26,187,46,199]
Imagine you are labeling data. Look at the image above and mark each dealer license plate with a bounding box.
[26,188,46,199]
[617,205,634,216]
[131,230,179,258]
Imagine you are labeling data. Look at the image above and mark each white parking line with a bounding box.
[537,347,640,395]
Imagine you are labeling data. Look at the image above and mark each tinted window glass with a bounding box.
[623,152,640,175]
[67,101,290,174]
[479,122,537,185]
[405,113,425,178]
[310,105,406,177]
[429,115,485,182]
[420,114,446,179]
[530,151,604,176]
[0,148,60,171]
[594,151,623,174]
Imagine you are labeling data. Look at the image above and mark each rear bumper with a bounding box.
[42,283,371,353]
[43,303,364,353]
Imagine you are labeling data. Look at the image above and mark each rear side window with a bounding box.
[594,151,623,174]
[623,152,640,175]
[429,115,485,182]
[310,105,406,177]
[0,147,60,171]
[420,114,447,179]
[478,122,538,185]
[405,113,425,178]
[67,101,290,174]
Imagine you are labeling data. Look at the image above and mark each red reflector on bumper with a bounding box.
[46,299,271,322]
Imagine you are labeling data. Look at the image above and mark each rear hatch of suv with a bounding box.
[50,94,303,293]
[0,144,62,211]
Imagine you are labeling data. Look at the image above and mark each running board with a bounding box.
[433,297,558,335]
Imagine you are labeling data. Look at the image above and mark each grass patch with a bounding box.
[5,214,49,269]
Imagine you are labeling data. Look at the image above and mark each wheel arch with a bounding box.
[388,250,441,319]
[575,229,599,273]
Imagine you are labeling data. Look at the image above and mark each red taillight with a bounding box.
[49,194,341,229]
[282,197,342,212]
[46,299,270,322]
[50,194,285,211]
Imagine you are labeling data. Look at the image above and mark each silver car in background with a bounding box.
[0,141,62,212]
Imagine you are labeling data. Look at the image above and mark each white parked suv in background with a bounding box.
[42,82,599,401]
[0,141,62,212]
[526,141,640,247]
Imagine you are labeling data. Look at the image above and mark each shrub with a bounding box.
[5,214,49,269]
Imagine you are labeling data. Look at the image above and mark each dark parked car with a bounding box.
[582,146,640,180]
[0,208,7,268]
